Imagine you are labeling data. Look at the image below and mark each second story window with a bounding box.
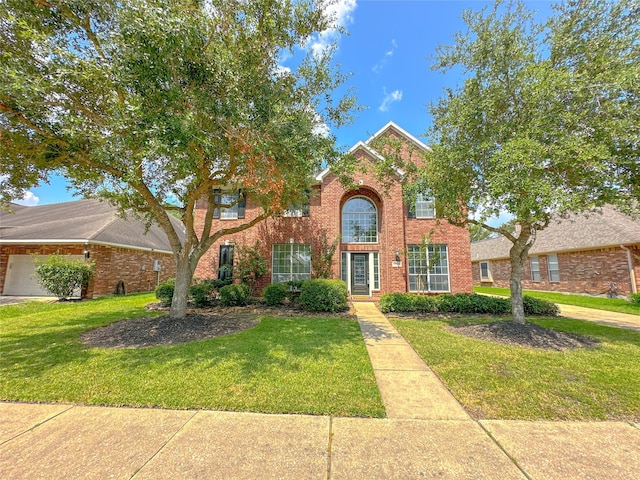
[213,189,245,220]
[283,190,310,217]
[415,193,436,218]
[342,197,378,243]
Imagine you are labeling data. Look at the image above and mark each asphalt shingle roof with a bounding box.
[471,206,640,261]
[0,199,183,252]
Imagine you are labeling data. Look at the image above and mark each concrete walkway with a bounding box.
[557,303,640,331]
[1,303,640,479]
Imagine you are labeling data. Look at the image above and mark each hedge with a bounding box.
[379,292,559,317]
[262,283,289,306]
[299,279,348,312]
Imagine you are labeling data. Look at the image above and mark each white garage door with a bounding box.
[3,255,82,297]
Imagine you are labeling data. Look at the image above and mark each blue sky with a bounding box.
[18,0,555,209]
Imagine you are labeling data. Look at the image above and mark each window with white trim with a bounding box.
[479,261,492,281]
[547,253,560,282]
[407,244,449,292]
[271,244,311,283]
[530,256,541,282]
[213,189,245,220]
[415,193,436,218]
[283,191,310,217]
[342,197,378,243]
[372,252,380,290]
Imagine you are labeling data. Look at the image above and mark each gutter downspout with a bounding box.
[620,245,637,294]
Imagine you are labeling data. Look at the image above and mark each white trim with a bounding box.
[342,196,379,244]
[365,121,432,153]
[479,261,492,281]
[0,239,173,255]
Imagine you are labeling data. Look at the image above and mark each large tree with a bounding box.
[0,0,356,318]
[419,0,639,323]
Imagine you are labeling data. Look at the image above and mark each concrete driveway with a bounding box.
[0,296,56,306]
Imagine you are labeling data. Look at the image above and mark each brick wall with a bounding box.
[472,245,640,295]
[194,144,473,296]
[0,243,175,298]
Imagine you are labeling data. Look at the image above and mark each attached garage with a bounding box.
[3,255,83,297]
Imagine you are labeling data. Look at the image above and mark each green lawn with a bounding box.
[394,316,640,421]
[0,294,385,417]
[474,286,640,316]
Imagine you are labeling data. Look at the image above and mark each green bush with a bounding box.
[299,279,348,312]
[219,283,250,307]
[436,293,511,315]
[189,281,216,307]
[379,293,437,313]
[263,283,289,306]
[522,295,560,316]
[155,278,176,306]
[34,255,94,300]
[629,293,640,304]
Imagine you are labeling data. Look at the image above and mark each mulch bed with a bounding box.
[448,321,600,351]
[81,303,355,349]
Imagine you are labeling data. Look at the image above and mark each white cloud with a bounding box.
[308,0,357,57]
[15,191,40,206]
[378,88,403,112]
[372,39,397,73]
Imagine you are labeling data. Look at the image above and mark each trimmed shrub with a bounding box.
[379,293,437,313]
[263,283,289,306]
[522,295,560,316]
[436,293,511,315]
[629,293,640,304]
[299,279,348,312]
[189,281,216,307]
[155,278,176,306]
[219,283,250,307]
[34,255,94,300]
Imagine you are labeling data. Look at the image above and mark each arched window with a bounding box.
[342,197,378,243]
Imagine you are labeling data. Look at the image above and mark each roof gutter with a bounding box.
[620,244,637,294]
[0,239,173,255]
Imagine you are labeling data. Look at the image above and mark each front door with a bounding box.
[351,253,369,295]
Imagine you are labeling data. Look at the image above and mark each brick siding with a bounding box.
[0,243,175,298]
[472,245,640,295]
[194,141,473,296]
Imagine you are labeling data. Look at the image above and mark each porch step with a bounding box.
[351,295,372,302]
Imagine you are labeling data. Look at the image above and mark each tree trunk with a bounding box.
[508,228,534,325]
[170,254,196,319]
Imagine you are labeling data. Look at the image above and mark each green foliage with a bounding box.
[0,0,357,319]
[219,283,250,307]
[379,293,437,314]
[299,279,348,313]
[436,294,511,315]
[522,295,560,317]
[380,292,558,317]
[155,278,176,307]
[629,293,640,304]
[33,255,94,300]
[414,0,640,323]
[263,283,289,306]
[311,233,340,279]
[189,281,216,308]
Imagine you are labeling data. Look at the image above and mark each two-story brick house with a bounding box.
[194,122,473,298]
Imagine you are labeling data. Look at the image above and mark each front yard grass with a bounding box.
[474,285,640,316]
[393,316,640,421]
[0,294,385,417]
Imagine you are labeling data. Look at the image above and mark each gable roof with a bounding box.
[315,121,427,182]
[471,206,640,261]
[0,199,184,253]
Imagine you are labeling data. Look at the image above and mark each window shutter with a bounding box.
[213,189,221,218]
[237,189,246,218]
[407,203,416,219]
[435,199,443,218]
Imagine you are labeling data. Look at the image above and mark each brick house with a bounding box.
[471,206,640,296]
[194,122,473,298]
[0,199,180,298]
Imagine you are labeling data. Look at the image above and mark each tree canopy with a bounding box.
[0,0,356,317]
[420,0,639,323]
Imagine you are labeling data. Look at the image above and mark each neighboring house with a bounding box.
[0,199,181,298]
[194,122,473,298]
[471,206,640,296]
